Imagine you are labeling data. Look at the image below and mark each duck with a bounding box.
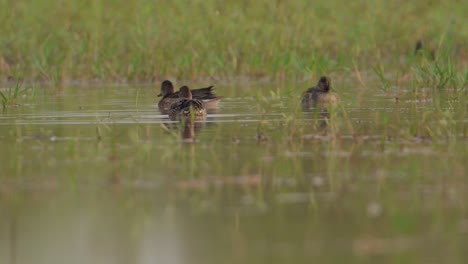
[302,76,339,109]
[157,80,220,112]
[414,39,435,60]
[168,86,207,120]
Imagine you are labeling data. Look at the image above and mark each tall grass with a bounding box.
[0,80,29,110]
[0,0,466,82]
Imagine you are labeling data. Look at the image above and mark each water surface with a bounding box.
[0,81,466,264]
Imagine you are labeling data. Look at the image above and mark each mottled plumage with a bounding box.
[302,76,339,109]
[168,86,207,120]
[157,80,220,112]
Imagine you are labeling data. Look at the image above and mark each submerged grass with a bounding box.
[0,0,466,82]
[0,80,29,110]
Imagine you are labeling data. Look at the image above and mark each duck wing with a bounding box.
[163,85,218,100]
[191,86,218,100]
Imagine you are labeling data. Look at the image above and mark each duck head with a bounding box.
[179,86,193,100]
[158,80,175,97]
[317,76,331,92]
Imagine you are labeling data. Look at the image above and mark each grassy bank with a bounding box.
[0,0,466,82]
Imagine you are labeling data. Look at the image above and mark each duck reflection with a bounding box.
[303,108,330,130]
[162,119,206,143]
[179,119,197,143]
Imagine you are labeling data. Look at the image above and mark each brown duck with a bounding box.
[158,80,220,112]
[302,76,339,109]
[168,86,207,120]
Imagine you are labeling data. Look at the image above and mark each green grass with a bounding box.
[0,80,29,110]
[0,0,466,82]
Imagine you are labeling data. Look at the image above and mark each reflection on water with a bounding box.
[0,82,466,263]
[1,190,466,264]
[161,119,205,143]
[302,108,331,130]
[180,120,197,143]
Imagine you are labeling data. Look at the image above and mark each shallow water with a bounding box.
[0,81,466,264]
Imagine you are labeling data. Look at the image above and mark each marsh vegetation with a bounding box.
[0,0,467,263]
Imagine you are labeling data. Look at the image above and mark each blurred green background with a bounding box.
[0,0,466,81]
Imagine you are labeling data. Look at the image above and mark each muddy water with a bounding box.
[0,82,466,264]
